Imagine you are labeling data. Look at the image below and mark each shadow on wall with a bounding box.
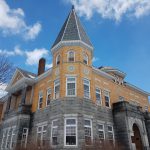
[15,139,124,150]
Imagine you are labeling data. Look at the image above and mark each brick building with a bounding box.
[0,6,150,150]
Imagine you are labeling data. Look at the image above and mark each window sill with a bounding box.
[64,145,78,148]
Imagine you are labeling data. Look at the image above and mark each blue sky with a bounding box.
[0,0,150,94]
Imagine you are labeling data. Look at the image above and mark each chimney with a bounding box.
[38,58,46,76]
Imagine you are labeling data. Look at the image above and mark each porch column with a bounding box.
[6,95,12,112]
[20,85,27,105]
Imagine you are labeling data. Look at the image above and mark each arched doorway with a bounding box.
[131,124,143,150]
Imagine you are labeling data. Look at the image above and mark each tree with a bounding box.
[0,55,14,87]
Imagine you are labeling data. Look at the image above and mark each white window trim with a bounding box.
[64,117,78,147]
[5,127,11,149]
[83,53,88,65]
[51,119,58,146]
[1,129,6,149]
[84,119,93,144]
[83,79,90,99]
[38,91,43,109]
[56,54,60,65]
[36,123,47,145]
[96,87,102,105]
[67,51,75,62]
[54,79,60,99]
[104,90,111,108]
[21,128,28,148]
[98,123,105,140]
[46,88,51,107]
[66,76,77,97]
[107,125,115,142]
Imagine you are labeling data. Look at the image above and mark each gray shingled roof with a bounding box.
[52,6,93,48]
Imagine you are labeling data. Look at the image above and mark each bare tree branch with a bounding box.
[0,54,15,88]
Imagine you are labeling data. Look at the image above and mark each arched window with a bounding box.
[83,54,88,65]
[68,51,75,62]
[56,55,60,65]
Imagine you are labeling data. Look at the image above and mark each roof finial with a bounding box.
[72,5,75,10]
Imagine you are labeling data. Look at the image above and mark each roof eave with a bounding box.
[51,40,94,54]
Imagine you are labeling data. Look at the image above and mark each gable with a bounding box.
[11,71,24,86]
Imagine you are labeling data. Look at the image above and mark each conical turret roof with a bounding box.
[51,6,93,51]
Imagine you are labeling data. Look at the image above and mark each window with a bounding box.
[10,127,16,149]
[83,54,88,65]
[38,91,43,109]
[107,125,114,142]
[1,129,6,149]
[104,90,110,107]
[46,88,51,106]
[37,124,47,147]
[5,128,11,149]
[65,118,77,146]
[56,55,60,65]
[54,79,60,99]
[21,128,28,148]
[83,79,90,99]
[119,96,124,102]
[66,77,76,96]
[98,124,105,142]
[145,106,148,112]
[96,88,101,105]
[51,120,58,145]
[68,51,75,62]
[84,119,92,145]
[1,127,16,149]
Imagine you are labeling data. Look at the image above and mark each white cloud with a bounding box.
[67,0,150,21]
[0,0,41,39]
[25,48,49,65]
[0,46,49,66]
[46,63,53,69]
[92,57,99,62]
[25,23,42,40]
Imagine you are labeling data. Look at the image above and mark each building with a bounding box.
[0,6,150,150]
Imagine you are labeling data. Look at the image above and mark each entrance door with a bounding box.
[132,124,143,150]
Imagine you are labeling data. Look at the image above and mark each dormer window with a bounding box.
[56,55,60,65]
[68,51,75,62]
[83,54,88,65]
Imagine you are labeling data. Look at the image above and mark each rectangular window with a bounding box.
[107,125,114,141]
[84,119,92,145]
[38,91,43,109]
[5,128,11,149]
[98,124,105,142]
[10,127,16,149]
[104,91,110,107]
[145,106,148,112]
[96,88,101,105]
[65,118,77,146]
[83,79,90,99]
[54,79,60,99]
[66,77,76,96]
[21,128,28,148]
[37,124,47,147]
[46,88,51,106]
[1,129,6,149]
[51,120,58,145]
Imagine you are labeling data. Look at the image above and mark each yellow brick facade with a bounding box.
[31,45,149,112]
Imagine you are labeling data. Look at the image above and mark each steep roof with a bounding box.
[17,68,36,79]
[51,6,93,49]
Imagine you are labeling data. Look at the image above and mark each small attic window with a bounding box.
[56,55,60,65]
